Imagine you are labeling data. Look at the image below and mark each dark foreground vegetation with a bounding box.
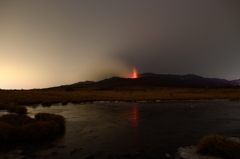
[197,134,240,159]
[0,103,27,114]
[0,113,65,142]
[0,102,65,142]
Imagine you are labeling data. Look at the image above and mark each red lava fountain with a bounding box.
[122,67,138,78]
[132,67,138,78]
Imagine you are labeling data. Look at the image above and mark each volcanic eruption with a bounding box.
[122,66,138,79]
[131,67,138,79]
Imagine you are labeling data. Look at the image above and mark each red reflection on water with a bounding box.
[131,103,138,128]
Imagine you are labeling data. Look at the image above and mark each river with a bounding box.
[1,100,240,159]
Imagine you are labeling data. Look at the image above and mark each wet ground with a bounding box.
[1,100,240,159]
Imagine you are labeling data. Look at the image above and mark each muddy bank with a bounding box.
[1,100,240,159]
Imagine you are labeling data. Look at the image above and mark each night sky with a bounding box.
[1,1,240,89]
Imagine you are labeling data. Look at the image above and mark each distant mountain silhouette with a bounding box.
[231,79,240,85]
[71,80,94,86]
[62,73,240,89]
[139,73,205,79]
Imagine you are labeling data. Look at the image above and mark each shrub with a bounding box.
[0,113,65,142]
[5,105,27,115]
[61,100,69,105]
[35,113,65,130]
[197,134,240,159]
[0,104,7,110]
[20,121,60,140]
[6,105,16,112]
[42,101,54,106]
[0,114,35,127]
[0,122,17,141]
[17,115,36,126]
[15,106,27,114]
[1,114,20,126]
[35,113,53,120]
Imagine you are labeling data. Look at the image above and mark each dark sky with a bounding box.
[1,1,240,89]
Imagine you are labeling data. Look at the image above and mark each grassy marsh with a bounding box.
[1,87,240,106]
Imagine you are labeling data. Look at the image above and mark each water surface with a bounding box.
[2,100,240,158]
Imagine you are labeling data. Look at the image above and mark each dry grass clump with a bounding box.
[35,113,65,130]
[20,121,60,140]
[0,104,7,110]
[0,114,35,127]
[0,122,17,141]
[61,100,69,105]
[14,106,27,114]
[6,105,16,112]
[197,134,240,159]
[5,104,27,115]
[0,113,65,142]
[0,103,27,114]
[41,100,54,106]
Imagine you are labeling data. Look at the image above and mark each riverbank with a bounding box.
[1,87,240,105]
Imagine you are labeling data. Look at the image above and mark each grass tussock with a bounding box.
[20,121,60,140]
[0,113,65,142]
[0,122,17,141]
[4,104,27,115]
[0,104,7,110]
[0,114,35,127]
[35,113,65,130]
[197,134,240,159]
[15,106,27,114]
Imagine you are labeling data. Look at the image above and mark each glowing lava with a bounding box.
[132,67,138,78]
[122,66,138,78]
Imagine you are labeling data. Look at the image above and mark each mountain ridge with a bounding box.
[61,73,239,89]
